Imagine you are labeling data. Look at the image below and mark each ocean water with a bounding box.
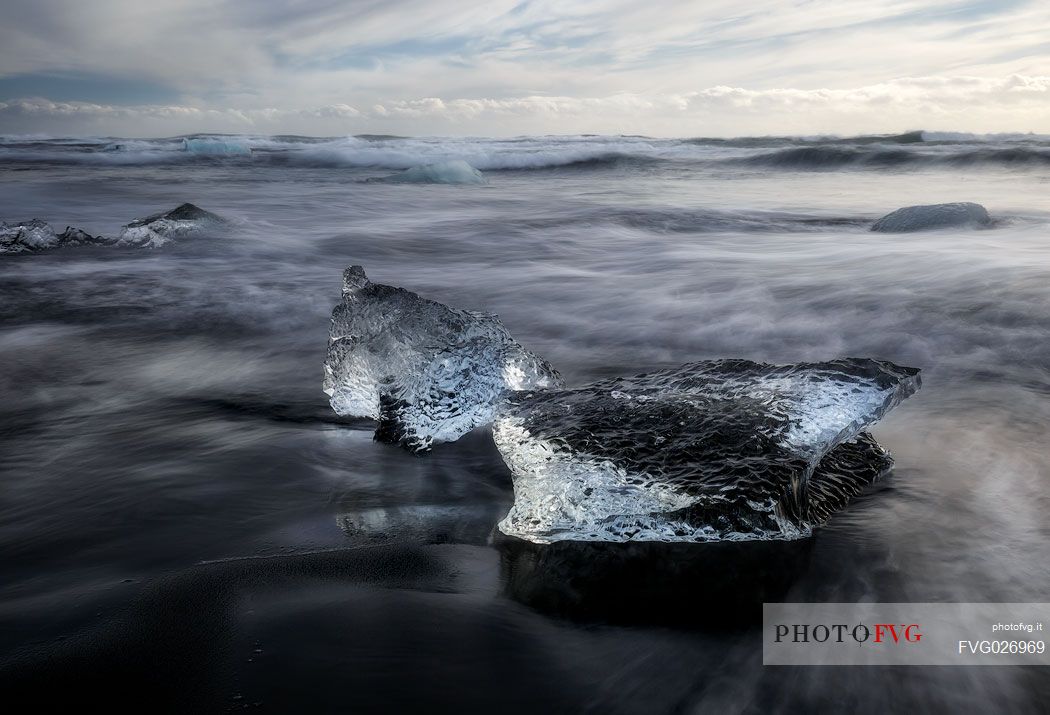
[2,132,1050,712]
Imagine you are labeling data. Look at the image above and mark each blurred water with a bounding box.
[1,135,1050,712]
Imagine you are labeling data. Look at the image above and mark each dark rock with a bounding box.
[871,202,991,232]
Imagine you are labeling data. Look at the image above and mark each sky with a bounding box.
[2,0,1050,137]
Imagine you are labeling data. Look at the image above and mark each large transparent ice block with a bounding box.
[495,358,920,543]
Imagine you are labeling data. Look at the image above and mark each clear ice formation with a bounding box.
[116,203,225,248]
[323,266,562,451]
[387,160,487,185]
[494,358,920,543]
[871,202,991,232]
[1,219,111,253]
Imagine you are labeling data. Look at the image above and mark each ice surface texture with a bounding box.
[494,358,920,543]
[323,266,562,451]
[871,202,991,232]
[387,160,487,185]
[116,203,225,248]
[1,219,111,253]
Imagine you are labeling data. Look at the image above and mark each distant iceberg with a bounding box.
[871,202,991,232]
[323,266,561,451]
[182,138,251,156]
[495,358,920,543]
[385,160,486,185]
[116,203,225,248]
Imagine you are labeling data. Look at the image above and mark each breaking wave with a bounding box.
[734,143,1050,169]
[731,145,1050,170]
[285,138,665,170]
[684,130,928,147]
[733,147,916,169]
[182,137,251,156]
[5,131,1050,172]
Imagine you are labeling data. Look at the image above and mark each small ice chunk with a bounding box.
[495,358,920,543]
[323,266,562,451]
[1,219,110,253]
[871,202,991,233]
[116,203,225,248]
[1,219,59,253]
[57,226,111,246]
[386,160,486,185]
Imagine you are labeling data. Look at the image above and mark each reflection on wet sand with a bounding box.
[498,535,812,628]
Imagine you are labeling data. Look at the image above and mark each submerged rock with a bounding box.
[871,202,991,232]
[494,358,920,543]
[116,203,225,248]
[1,219,110,253]
[323,266,562,451]
[387,160,486,185]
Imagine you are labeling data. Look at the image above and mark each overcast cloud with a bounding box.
[2,0,1049,136]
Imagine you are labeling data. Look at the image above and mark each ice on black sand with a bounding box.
[321,268,922,542]
[322,265,562,452]
[1,219,111,253]
[494,358,921,543]
[116,202,226,248]
[2,203,224,253]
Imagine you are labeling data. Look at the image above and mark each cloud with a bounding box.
[3,1,1050,134]
[0,97,363,130]
[4,75,1050,136]
[4,3,1050,85]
